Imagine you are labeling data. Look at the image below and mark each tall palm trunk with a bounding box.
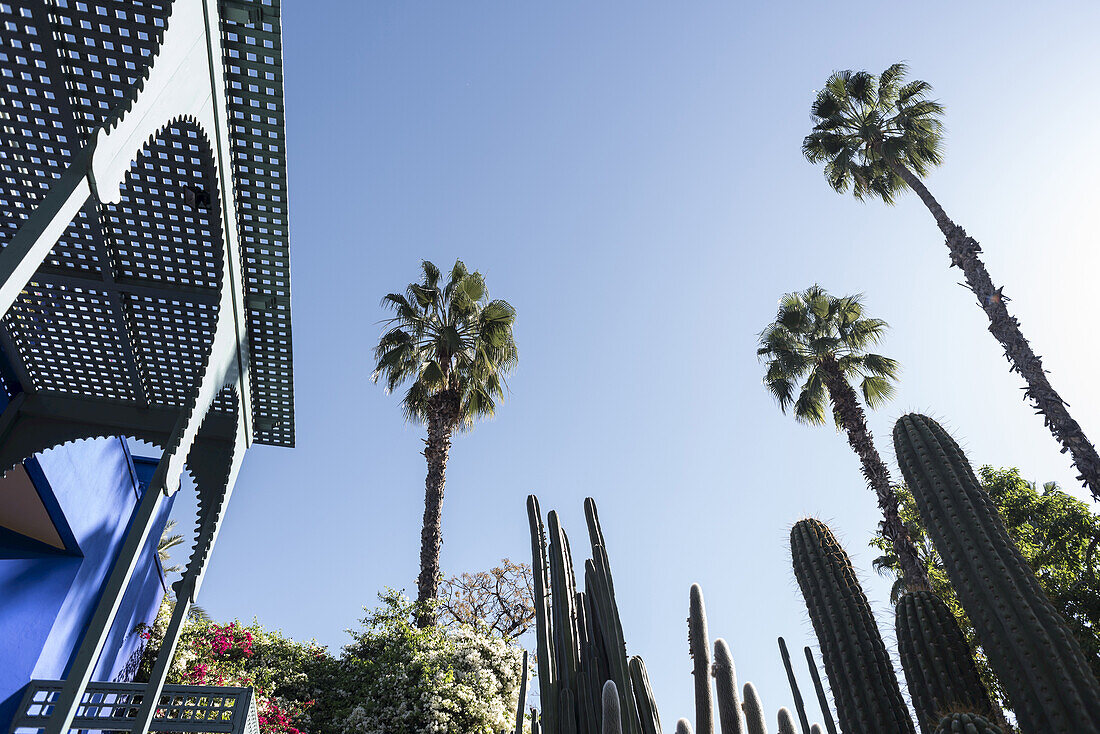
[893,164,1100,501]
[820,357,931,591]
[416,389,460,627]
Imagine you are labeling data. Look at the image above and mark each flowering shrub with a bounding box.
[137,601,325,734]
[310,590,529,734]
[136,590,528,734]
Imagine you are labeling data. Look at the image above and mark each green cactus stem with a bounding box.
[516,649,530,734]
[777,709,796,734]
[810,726,823,734]
[677,720,695,734]
[713,639,744,734]
[630,656,662,734]
[603,681,623,734]
[790,519,915,734]
[895,590,994,733]
[933,712,1002,734]
[802,647,837,734]
[777,638,809,734]
[742,683,768,734]
[894,414,1100,733]
[690,584,715,734]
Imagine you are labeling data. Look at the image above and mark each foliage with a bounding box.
[802,62,944,202]
[371,259,518,430]
[312,589,528,734]
[437,558,535,639]
[157,519,185,575]
[871,466,1100,709]
[136,590,528,734]
[136,598,327,734]
[757,285,899,425]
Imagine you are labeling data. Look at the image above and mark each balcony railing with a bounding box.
[10,681,260,734]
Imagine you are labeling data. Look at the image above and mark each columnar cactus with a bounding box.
[742,683,768,734]
[777,709,796,734]
[810,726,823,734]
[603,681,623,734]
[677,720,695,734]
[802,647,837,734]
[933,712,1002,734]
[894,590,993,733]
[528,495,655,734]
[690,584,715,734]
[777,637,809,734]
[516,649,530,734]
[790,519,915,734]
[630,657,662,734]
[894,414,1100,733]
[712,639,744,734]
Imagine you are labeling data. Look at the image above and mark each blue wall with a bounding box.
[0,439,174,728]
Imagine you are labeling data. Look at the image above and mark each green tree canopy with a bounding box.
[758,285,899,426]
[372,259,518,429]
[871,467,1100,710]
[802,62,944,203]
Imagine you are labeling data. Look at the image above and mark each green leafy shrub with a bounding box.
[308,589,528,734]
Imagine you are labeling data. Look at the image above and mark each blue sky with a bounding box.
[164,1,1100,729]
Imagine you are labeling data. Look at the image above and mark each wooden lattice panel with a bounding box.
[4,280,134,398]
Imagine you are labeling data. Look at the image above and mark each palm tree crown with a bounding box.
[758,286,899,425]
[372,260,518,429]
[802,62,944,203]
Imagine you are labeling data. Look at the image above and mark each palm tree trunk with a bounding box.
[820,358,931,591]
[416,390,460,627]
[892,163,1100,502]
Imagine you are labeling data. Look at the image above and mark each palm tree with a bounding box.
[373,260,518,627]
[157,519,184,575]
[803,62,1100,501]
[758,286,930,590]
[155,520,210,621]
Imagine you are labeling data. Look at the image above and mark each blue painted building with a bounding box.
[0,439,175,729]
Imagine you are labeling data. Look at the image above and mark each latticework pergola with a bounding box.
[0,0,293,731]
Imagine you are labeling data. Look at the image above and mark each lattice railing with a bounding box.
[10,680,260,734]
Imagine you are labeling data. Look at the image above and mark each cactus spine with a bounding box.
[777,638,809,734]
[790,519,915,734]
[776,709,796,734]
[933,712,1002,734]
[894,414,1100,732]
[690,584,715,734]
[713,639,744,734]
[741,683,768,734]
[894,590,993,733]
[802,647,837,734]
[528,495,654,734]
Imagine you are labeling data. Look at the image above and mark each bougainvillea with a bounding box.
[136,601,326,734]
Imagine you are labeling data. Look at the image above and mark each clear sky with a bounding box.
[163,1,1100,729]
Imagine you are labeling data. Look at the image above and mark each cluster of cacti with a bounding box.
[528,415,1100,734]
[678,585,830,734]
[894,590,993,733]
[527,495,660,734]
[790,518,915,734]
[894,414,1100,732]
